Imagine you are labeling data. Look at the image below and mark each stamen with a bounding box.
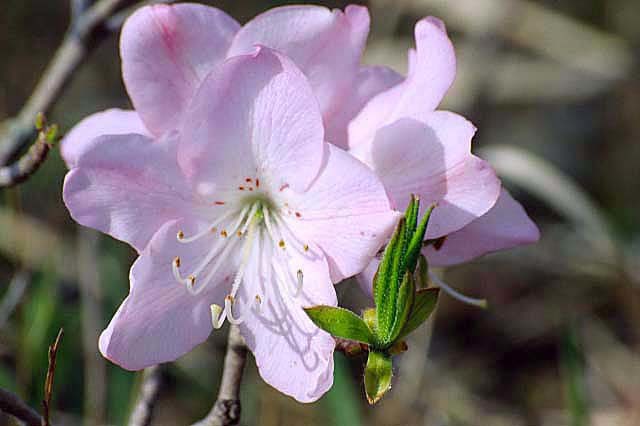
[225,295,244,325]
[210,304,224,329]
[173,257,184,283]
[177,207,241,243]
[254,295,262,312]
[429,272,488,309]
[191,235,241,295]
[296,269,304,293]
[272,212,313,257]
[229,206,262,298]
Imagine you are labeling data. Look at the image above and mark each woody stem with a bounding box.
[190,325,247,426]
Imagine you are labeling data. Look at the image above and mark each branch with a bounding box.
[0,116,57,188]
[0,329,62,426]
[128,366,163,426]
[42,329,64,426]
[0,388,43,426]
[191,326,247,426]
[0,0,131,166]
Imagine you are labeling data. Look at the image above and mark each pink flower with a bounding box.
[344,17,539,295]
[63,47,397,402]
[61,3,370,167]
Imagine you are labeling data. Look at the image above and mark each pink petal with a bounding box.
[356,258,379,299]
[425,189,540,266]
[283,144,399,282]
[61,109,149,168]
[352,113,501,238]
[228,5,369,120]
[63,132,196,252]
[325,66,403,149]
[349,17,456,149]
[121,4,240,136]
[179,47,324,193]
[100,220,231,370]
[238,233,336,402]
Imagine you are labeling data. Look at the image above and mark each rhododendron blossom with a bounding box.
[63,47,397,402]
[59,0,539,403]
[61,2,370,167]
[345,18,540,294]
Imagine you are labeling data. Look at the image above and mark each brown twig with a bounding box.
[42,329,64,426]
[0,117,56,188]
[0,0,133,166]
[128,366,163,426]
[191,326,247,426]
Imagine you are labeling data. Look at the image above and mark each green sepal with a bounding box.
[405,204,435,273]
[396,288,439,340]
[404,195,420,240]
[416,254,429,289]
[364,350,393,405]
[388,272,415,343]
[304,306,375,345]
[373,217,406,343]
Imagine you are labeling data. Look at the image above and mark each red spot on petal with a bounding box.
[255,179,260,188]
[214,201,225,205]
[295,212,302,218]
[245,178,252,183]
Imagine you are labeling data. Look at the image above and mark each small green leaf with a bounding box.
[397,288,439,340]
[405,204,435,273]
[389,272,415,343]
[374,217,406,342]
[364,351,393,405]
[35,112,46,130]
[404,195,419,239]
[304,306,375,344]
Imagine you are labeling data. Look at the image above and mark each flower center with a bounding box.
[171,191,311,329]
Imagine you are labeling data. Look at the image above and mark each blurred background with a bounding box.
[1,0,639,425]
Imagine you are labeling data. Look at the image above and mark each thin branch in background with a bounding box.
[0,0,133,166]
[0,388,43,426]
[0,114,58,189]
[77,228,107,425]
[0,271,29,329]
[191,325,248,426]
[128,366,164,426]
[43,328,64,426]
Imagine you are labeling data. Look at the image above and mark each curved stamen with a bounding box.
[210,304,225,329]
[177,207,242,243]
[190,236,242,296]
[429,272,488,309]
[262,207,278,244]
[296,269,304,293]
[271,212,313,257]
[230,209,261,298]
[253,294,262,313]
[225,296,244,325]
